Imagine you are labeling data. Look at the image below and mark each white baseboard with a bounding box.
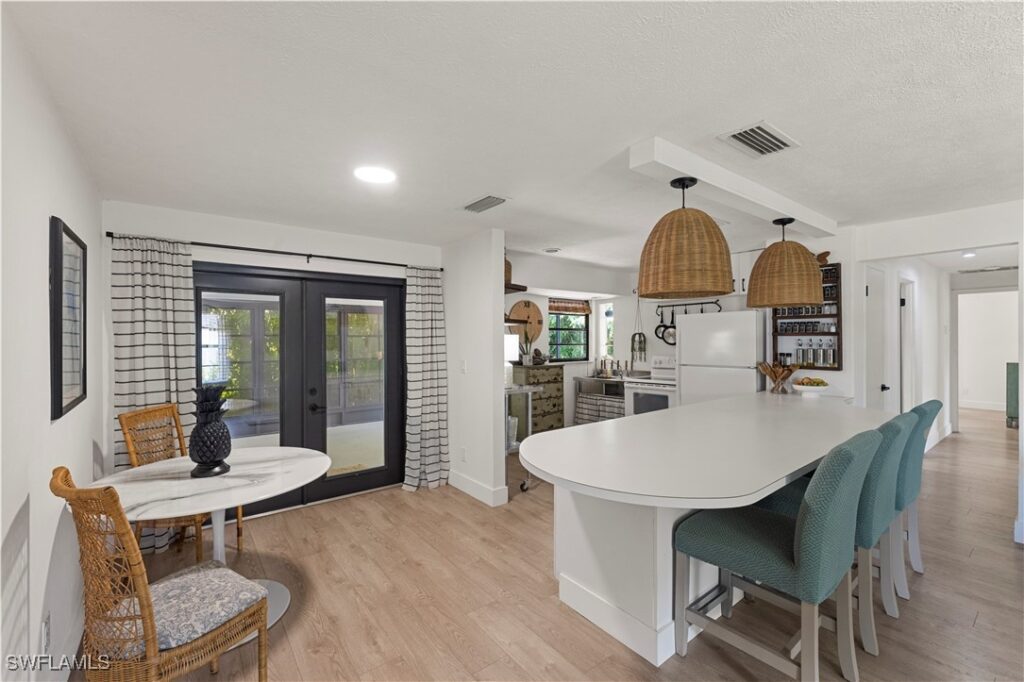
[558,573,739,666]
[959,400,1006,411]
[449,470,508,507]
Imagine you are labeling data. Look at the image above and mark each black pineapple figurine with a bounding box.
[189,384,233,477]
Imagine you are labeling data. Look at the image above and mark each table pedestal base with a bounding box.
[230,579,291,650]
[209,510,291,650]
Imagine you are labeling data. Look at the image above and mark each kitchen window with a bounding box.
[548,298,591,361]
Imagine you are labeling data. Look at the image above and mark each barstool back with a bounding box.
[895,400,942,511]
[794,429,882,604]
[856,413,917,549]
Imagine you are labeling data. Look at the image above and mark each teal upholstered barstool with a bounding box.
[757,413,918,655]
[891,400,942,600]
[674,430,882,682]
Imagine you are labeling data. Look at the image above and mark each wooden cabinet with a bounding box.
[511,364,564,440]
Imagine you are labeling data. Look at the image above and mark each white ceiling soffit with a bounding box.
[629,137,838,238]
[917,243,1019,272]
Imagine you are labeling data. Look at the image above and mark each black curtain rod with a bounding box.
[104,231,441,271]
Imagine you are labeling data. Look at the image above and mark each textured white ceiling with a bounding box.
[7,2,1022,268]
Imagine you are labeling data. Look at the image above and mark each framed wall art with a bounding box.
[50,216,87,419]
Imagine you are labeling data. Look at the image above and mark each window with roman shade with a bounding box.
[548,298,591,361]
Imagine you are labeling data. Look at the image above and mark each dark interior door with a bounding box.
[303,279,405,502]
[194,263,405,514]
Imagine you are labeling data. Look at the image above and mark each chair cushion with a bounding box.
[675,507,801,599]
[150,561,267,650]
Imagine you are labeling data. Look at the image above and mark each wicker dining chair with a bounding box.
[49,467,267,681]
[118,404,245,560]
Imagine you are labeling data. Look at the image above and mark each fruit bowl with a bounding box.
[792,384,828,394]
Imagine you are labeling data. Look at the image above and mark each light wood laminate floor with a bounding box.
[140,409,1021,681]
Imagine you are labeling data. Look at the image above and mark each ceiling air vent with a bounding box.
[718,122,799,158]
[464,195,507,213]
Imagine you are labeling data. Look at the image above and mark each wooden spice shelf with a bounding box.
[776,332,838,337]
[771,262,843,371]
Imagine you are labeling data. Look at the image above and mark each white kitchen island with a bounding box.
[519,392,893,665]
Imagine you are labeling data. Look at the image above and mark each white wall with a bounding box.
[505,250,632,297]
[444,229,506,506]
[2,17,104,679]
[958,291,1019,411]
[103,200,442,276]
[854,200,1022,262]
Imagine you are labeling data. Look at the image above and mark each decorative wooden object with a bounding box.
[758,362,799,394]
[508,300,543,344]
[638,178,733,299]
[771,262,844,372]
[511,364,564,439]
[48,466,268,682]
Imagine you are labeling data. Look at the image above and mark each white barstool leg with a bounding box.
[674,550,690,656]
[836,571,859,681]
[800,602,819,682]
[878,529,899,618]
[856,547,879,655]
[907,500,924,574]
[892,513,911,600]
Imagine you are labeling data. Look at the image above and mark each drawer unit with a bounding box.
[512,364,565,440]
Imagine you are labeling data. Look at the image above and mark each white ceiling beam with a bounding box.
[629,137,838,238]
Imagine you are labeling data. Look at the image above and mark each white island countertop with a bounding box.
[520,392,894,509]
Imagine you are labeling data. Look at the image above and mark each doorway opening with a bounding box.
[954,288,1019,431]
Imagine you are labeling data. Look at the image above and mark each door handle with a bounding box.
[741,278,746,292]
[309,403,327,413]
[880,384,891,392]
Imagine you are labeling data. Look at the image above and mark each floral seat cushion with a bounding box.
[150,560,267,650]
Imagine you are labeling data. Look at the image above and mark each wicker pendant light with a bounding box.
[746,217,824,308]
[637,177,733,299]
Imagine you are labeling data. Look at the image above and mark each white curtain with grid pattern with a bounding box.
[110,235,196,552]
[403,267,449,490]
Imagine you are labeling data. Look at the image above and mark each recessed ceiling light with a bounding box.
[961,250,977,258]
[542,247,562,254]
[354,166,396,184]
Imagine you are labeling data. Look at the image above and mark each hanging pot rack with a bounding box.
[654,299,723,315]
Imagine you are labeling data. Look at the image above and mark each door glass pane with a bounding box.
[324,298,385,477]
[200,292,282,447]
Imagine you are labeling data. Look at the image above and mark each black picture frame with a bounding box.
[50,216,87,419]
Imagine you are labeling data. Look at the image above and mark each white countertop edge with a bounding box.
[519,453,822,509]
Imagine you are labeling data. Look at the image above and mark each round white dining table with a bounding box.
[90,446,331,635]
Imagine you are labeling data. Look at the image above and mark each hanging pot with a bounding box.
[663,310,677,346]
[654,309,668,340]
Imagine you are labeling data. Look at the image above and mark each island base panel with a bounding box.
[553,487,738,665]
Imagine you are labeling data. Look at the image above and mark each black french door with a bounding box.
[194,263,405,515]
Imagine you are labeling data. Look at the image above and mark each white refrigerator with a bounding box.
[676,310,765,405]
